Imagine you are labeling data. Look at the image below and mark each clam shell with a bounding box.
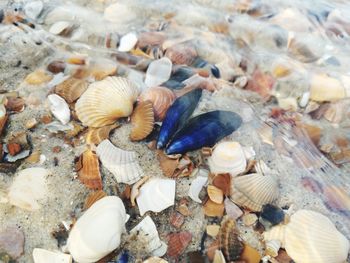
[75,77,139,127]
[25,70,52,85]
[188,169,208,203]
[165,43,197,65]
[230,173,279,212]
[219,218,244,261]
[265,240,281,257]
[136,177,175,216]
[75,149,102,190]
[33,248,72,263]
[55,78,88,103]
[67,196,127,263]
[203,199,225,217]
[130,101,154,141]
[208,141,247,176]
[96,139,144,185]
[48,94,71,125]
[49,21,73,35]
[310,74,346,102]
[139,87,176,121]
[85,124,119,145]
[118,32,138,52]
[89,58,118,81]
[167,231,192,258]
[145,58,172,88]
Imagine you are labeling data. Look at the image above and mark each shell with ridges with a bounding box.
[85,124,119,145]
[55,78,88,103]
[230,173,279,212]
[130,101,154,141]
[167,231,192,258]
[219,218,244,261]
[75,77,139,127]
[76,149,102,190]
[96,139,144,185]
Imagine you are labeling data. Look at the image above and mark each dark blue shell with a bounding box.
[162,67,194,89]
[165,110,242,155]
[157,88,202,149]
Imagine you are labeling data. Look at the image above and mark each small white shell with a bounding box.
[118,32,138,52]
[48,94,71,125]
[265,240,281,257]
[49,21,72,35]
[136,177,175,216]
[188,169,208,203]
[33,248,72,263]
[145,58,172,88]
[24,1,43,20]
[131,216,167,256]
[208,141,246,176]
[67,196,127,263]
[96,140,144,185]
[8,168,49,211]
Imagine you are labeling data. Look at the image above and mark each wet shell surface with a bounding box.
[75,149,102,190]
[230,173,279,212]
[208,141,247,176]
[48,94,71,125]
[67,196,127,263]
[130,101,154,141]
[96,139,144,185]
[167,231,192,258]
[85,124,119,145]
[136,177,175,216]
[75,77,139,127]
[33,248,72,263]
[219,218,244,261]
[139,87,176,121]
[55,78,88,103]
[145,57,172,88]
[118,32,138,52]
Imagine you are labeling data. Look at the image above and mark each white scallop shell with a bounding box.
[96,140,144,185]
[8,168,49,211]
[67,196,127,263]
[24,1,43,20]
[188,169,208,203]
[145,58,172,88]
[208,141,247,176]
[136,177,175,216]
[131,216,167,257]
[230,173,279,212]
[75,77,139,127]
[33,248,72,263]
[48,94,71,125]
[118,32,138,52]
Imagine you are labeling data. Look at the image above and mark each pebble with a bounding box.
[0,226,25,259]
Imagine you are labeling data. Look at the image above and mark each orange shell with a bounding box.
[212,173,231,196]
[84,190,107,210]
[165,43,197,65]
[203,199,225,217]
[76,149,102,190]
[207,185,224,204]
[219,218,244,262]
[130,101,154,141]
[167,231,192,258]
[157,150,180,177]
[85,124,119,145]
[55,78,88,103]
[25,70,52,85]
[170,212,185,229]
[139,87,176,121]
[0,115,7,137]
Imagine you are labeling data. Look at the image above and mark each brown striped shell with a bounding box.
[219,218,244,261]
[75,149,102,190]
[167,231,192,258]
[130,101,154,141]
[85,124,119,145]
[55,78,88,103]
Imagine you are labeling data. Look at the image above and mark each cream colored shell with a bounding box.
[75,77,139,127]
[33,248,72,263]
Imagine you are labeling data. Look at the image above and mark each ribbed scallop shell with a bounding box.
[230,173,279,212]
[85,124,119,145]
[139,87,176,121]
[130,101,154,141]
[219,218,244,261]
[76,149,102,190]
[167,231,192,258]
[55,78,88,103]
[208,141,247,176]
[75,77,139,127]
[96,139,144,185]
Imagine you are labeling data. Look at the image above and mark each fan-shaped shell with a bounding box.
[67,196,127,263]
[75,149,102,190]
[33,248,72,263]
[136,177,175,216]
[208,141,247,176]
[139,87,176,121]
[263,224,287,248]
[167,231,192,258]
[55,78,88,103]
[96,139,144,184]
[75,77,139,127]
[130,101,154,141]
[230,173,279,212]
[85,124,119,145]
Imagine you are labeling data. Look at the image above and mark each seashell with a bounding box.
[157,88,202,149]
[259,204,285,229]
[33,248,72,263]
[265,240,281,257]
[242,213,258,226]
[47,61,66,74]
[118,32,138,52]
[8,168,49,211]
[75,77,139,127]
[75,149,102,190]
[25,70,53,85]
[206,225,220,238]
[246,69,275,100]
[5,97,25,112]
[157,150,180,177]
[130,101,154,141]
[162,67,194,90]
[263,224,287,248]
[230,173,279,212]
[0,113,7,137]
[136,177,175,216]
[85,124,119,145]
[207,185,224,204]
[213,250,226,263]
[224,198,243,220]
[323,185,350,213]
[207,240,220,261]
[89,58,118,81]
[138,32,166,49]
[165,43,197,65]
[104,3,136,24]
[55,78,88,103]
[208,141,247,176]
[67,196,127,263]
[323,101,345,123]
[48,94,71,125]
[130,176,151,207]
[219,218,244,262]
[145,57,172,88]
[49,21,73,36]
[310,74,345,102]
[166,111,242,155]
[0,226,24,259]
[170,212,184,229]
[96,139,144,185]
[240,244,261,263]
[131,216,167,256]
[299,91,310,108]
[139,87,176,121]
[167,231,192,258]
[143,257,168,263]
[84,190,107,210]
[24,1,43,20]
[203,199,225,217]
[188,169,208,203]
[212,173,231,196]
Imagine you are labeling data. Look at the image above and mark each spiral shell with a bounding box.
[55,78,88,103]
[130,101,154,141]
[75,77,139,127]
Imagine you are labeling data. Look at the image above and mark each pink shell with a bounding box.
[167,231,192,258]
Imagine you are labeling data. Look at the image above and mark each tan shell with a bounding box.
[165,43,197,65]
[75,77,139,127]
[310,74,346,102]
[203,199,225,217]
[139,87,176,121]
[25,70,52,85]
[230,173,279,212]
[84,190,107,210]
[219,218,244,262]
[130,101,154,141]
[55,78,88,103]
[137,32,166,49]
[75,149,102,190]
[85,124,119,145]
[207,185,224,204]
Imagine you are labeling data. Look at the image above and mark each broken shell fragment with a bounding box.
[224,198,243,220]
[143,257,168,263]
[265,240,281,257]
[84,190,107,210]
[67,196,127,263]
[242,213,258,226]
[49,21,73,36]
[33,248,72,263]
[165,43,197,65]
[167,231,192,258]
[136,177,175,216]
[130,101,154,141]
[75,149,102,190]
[212,173,231,196]
[130,176,151,207]
[55,78,88,103]
[48,94,71,125]
[188,169,208,203]
[259,204,285,229]
[85,124,119,145]
[207,185,224,204]
[145,58,172,88]
[96,140,144,185]
[219,218,244,262]
[118,32,138,52]
[203,199,225,217]
[170,212,184,229]
[206,225,220,238]
[24,1,43,20]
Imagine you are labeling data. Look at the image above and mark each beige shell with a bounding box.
[33,248,72,263]
[55,78,88,103]
[310,74,346,102]
[263,224,287,248]
[85,124,119,145]
[75,77,139,127]
[208,141,247,176]
[96,139,144,185]
[230,173,279,212]
[130,101,154,141]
